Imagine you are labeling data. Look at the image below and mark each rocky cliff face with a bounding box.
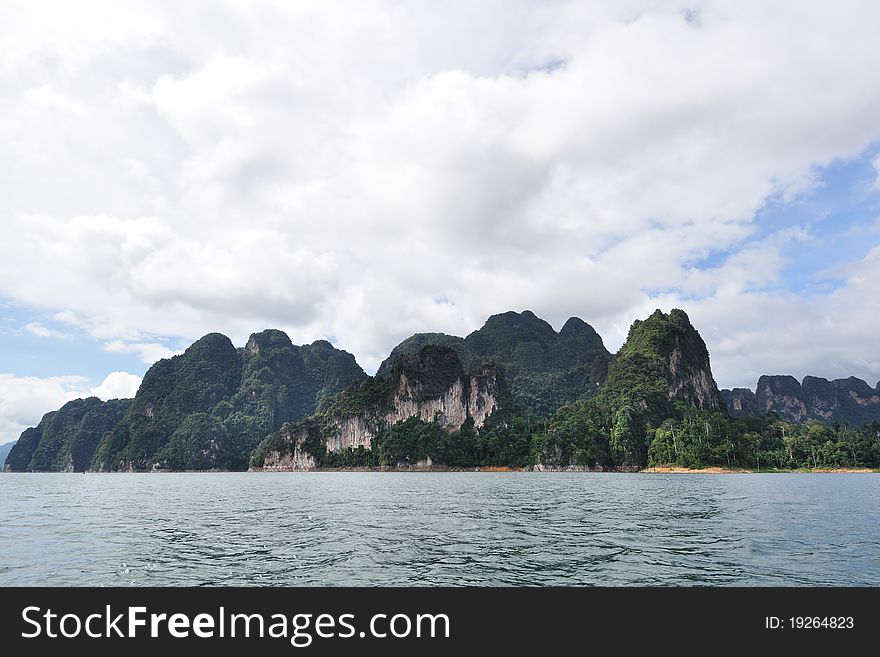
[386,356,500,431]
[667,344,724,410]
[601,309,725,424]
[253,346,501,470]
[261,429,318,471]
[317,364,498,453]
[723,375,880,424]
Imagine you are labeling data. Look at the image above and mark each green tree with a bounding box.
[610,405,646,470]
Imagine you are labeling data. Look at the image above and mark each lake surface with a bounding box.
[1,472,878,586]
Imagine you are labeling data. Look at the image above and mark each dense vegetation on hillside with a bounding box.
[92,333,243,471]
[262,308,879,472]
[5,398,131,472]
[527,310,878,471]
[525,402,880,471]
[508,309,729,470]
[330,411,539,469]
[377,311,611,417]
[648,412,880,470]
[12,308,880,473]
[90,331,366,471]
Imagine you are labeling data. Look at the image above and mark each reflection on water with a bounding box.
[1,472,878,586]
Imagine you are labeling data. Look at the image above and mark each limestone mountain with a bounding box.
[91,333,242,471]
[601,309,724,418]
[594,309,725,469]
[0,441,14,470]
[723,375,880,425]
[254,308,726,473]
[4,397,131,472]
[9,328,366,473]
[377,310,611,417]
[252,345,505,470]
[23,307,865,474]
[91,330,366,471]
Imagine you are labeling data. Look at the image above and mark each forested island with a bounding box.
[5,309,880,473]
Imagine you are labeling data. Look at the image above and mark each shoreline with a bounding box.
[248,465,877,474]
[642,466,752,474]
[5,466,878,474]
[250,465,532,473]
[642,466,877,474]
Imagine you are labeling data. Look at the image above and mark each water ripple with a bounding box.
[1,472,878,586]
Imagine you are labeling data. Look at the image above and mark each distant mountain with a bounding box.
[5,398,131,472]
[723,375,880,425]
[7,330,366,472]
[377,310,611,417]
[0,440,16,470]
[252,308,726,472]
[91,330,366,472]
[16,308,875,474]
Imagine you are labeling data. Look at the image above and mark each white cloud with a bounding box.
[0,371,141,443]
[24,322,69,339]
[102,340,177,364]
[23,85,87,116]
[49,310,178,362]
[638,244,880,389]
[88,371,142,400]
[0,1,878,386]
[0,374,87,443]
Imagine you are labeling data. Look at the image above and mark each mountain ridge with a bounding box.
[8,308,880,473]
[0,440,18,471]
[722,375,880,425]
[5,397,131,472]
[377,310,611,417]
[6,330,366,472]
[253,307,725,472]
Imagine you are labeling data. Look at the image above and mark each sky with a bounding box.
[1,0,880,443]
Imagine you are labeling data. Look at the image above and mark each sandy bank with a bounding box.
[643,466,876,474]
[642,466,752,474]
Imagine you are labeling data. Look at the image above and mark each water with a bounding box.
[1,472,878,586]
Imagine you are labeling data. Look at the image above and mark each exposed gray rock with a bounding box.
[723,375,880,424]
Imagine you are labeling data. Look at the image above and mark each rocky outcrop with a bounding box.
[387,376,469,431]
[468,365,500,428]
[531,463,600,472]
[723,375,880,425]
[667,343,724,410]
[601,309,725,425]
[252,346,502,470]
[317,361,499,455]
[382,360,500,433]
[325,415,377,452]
[260,429,318,471]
